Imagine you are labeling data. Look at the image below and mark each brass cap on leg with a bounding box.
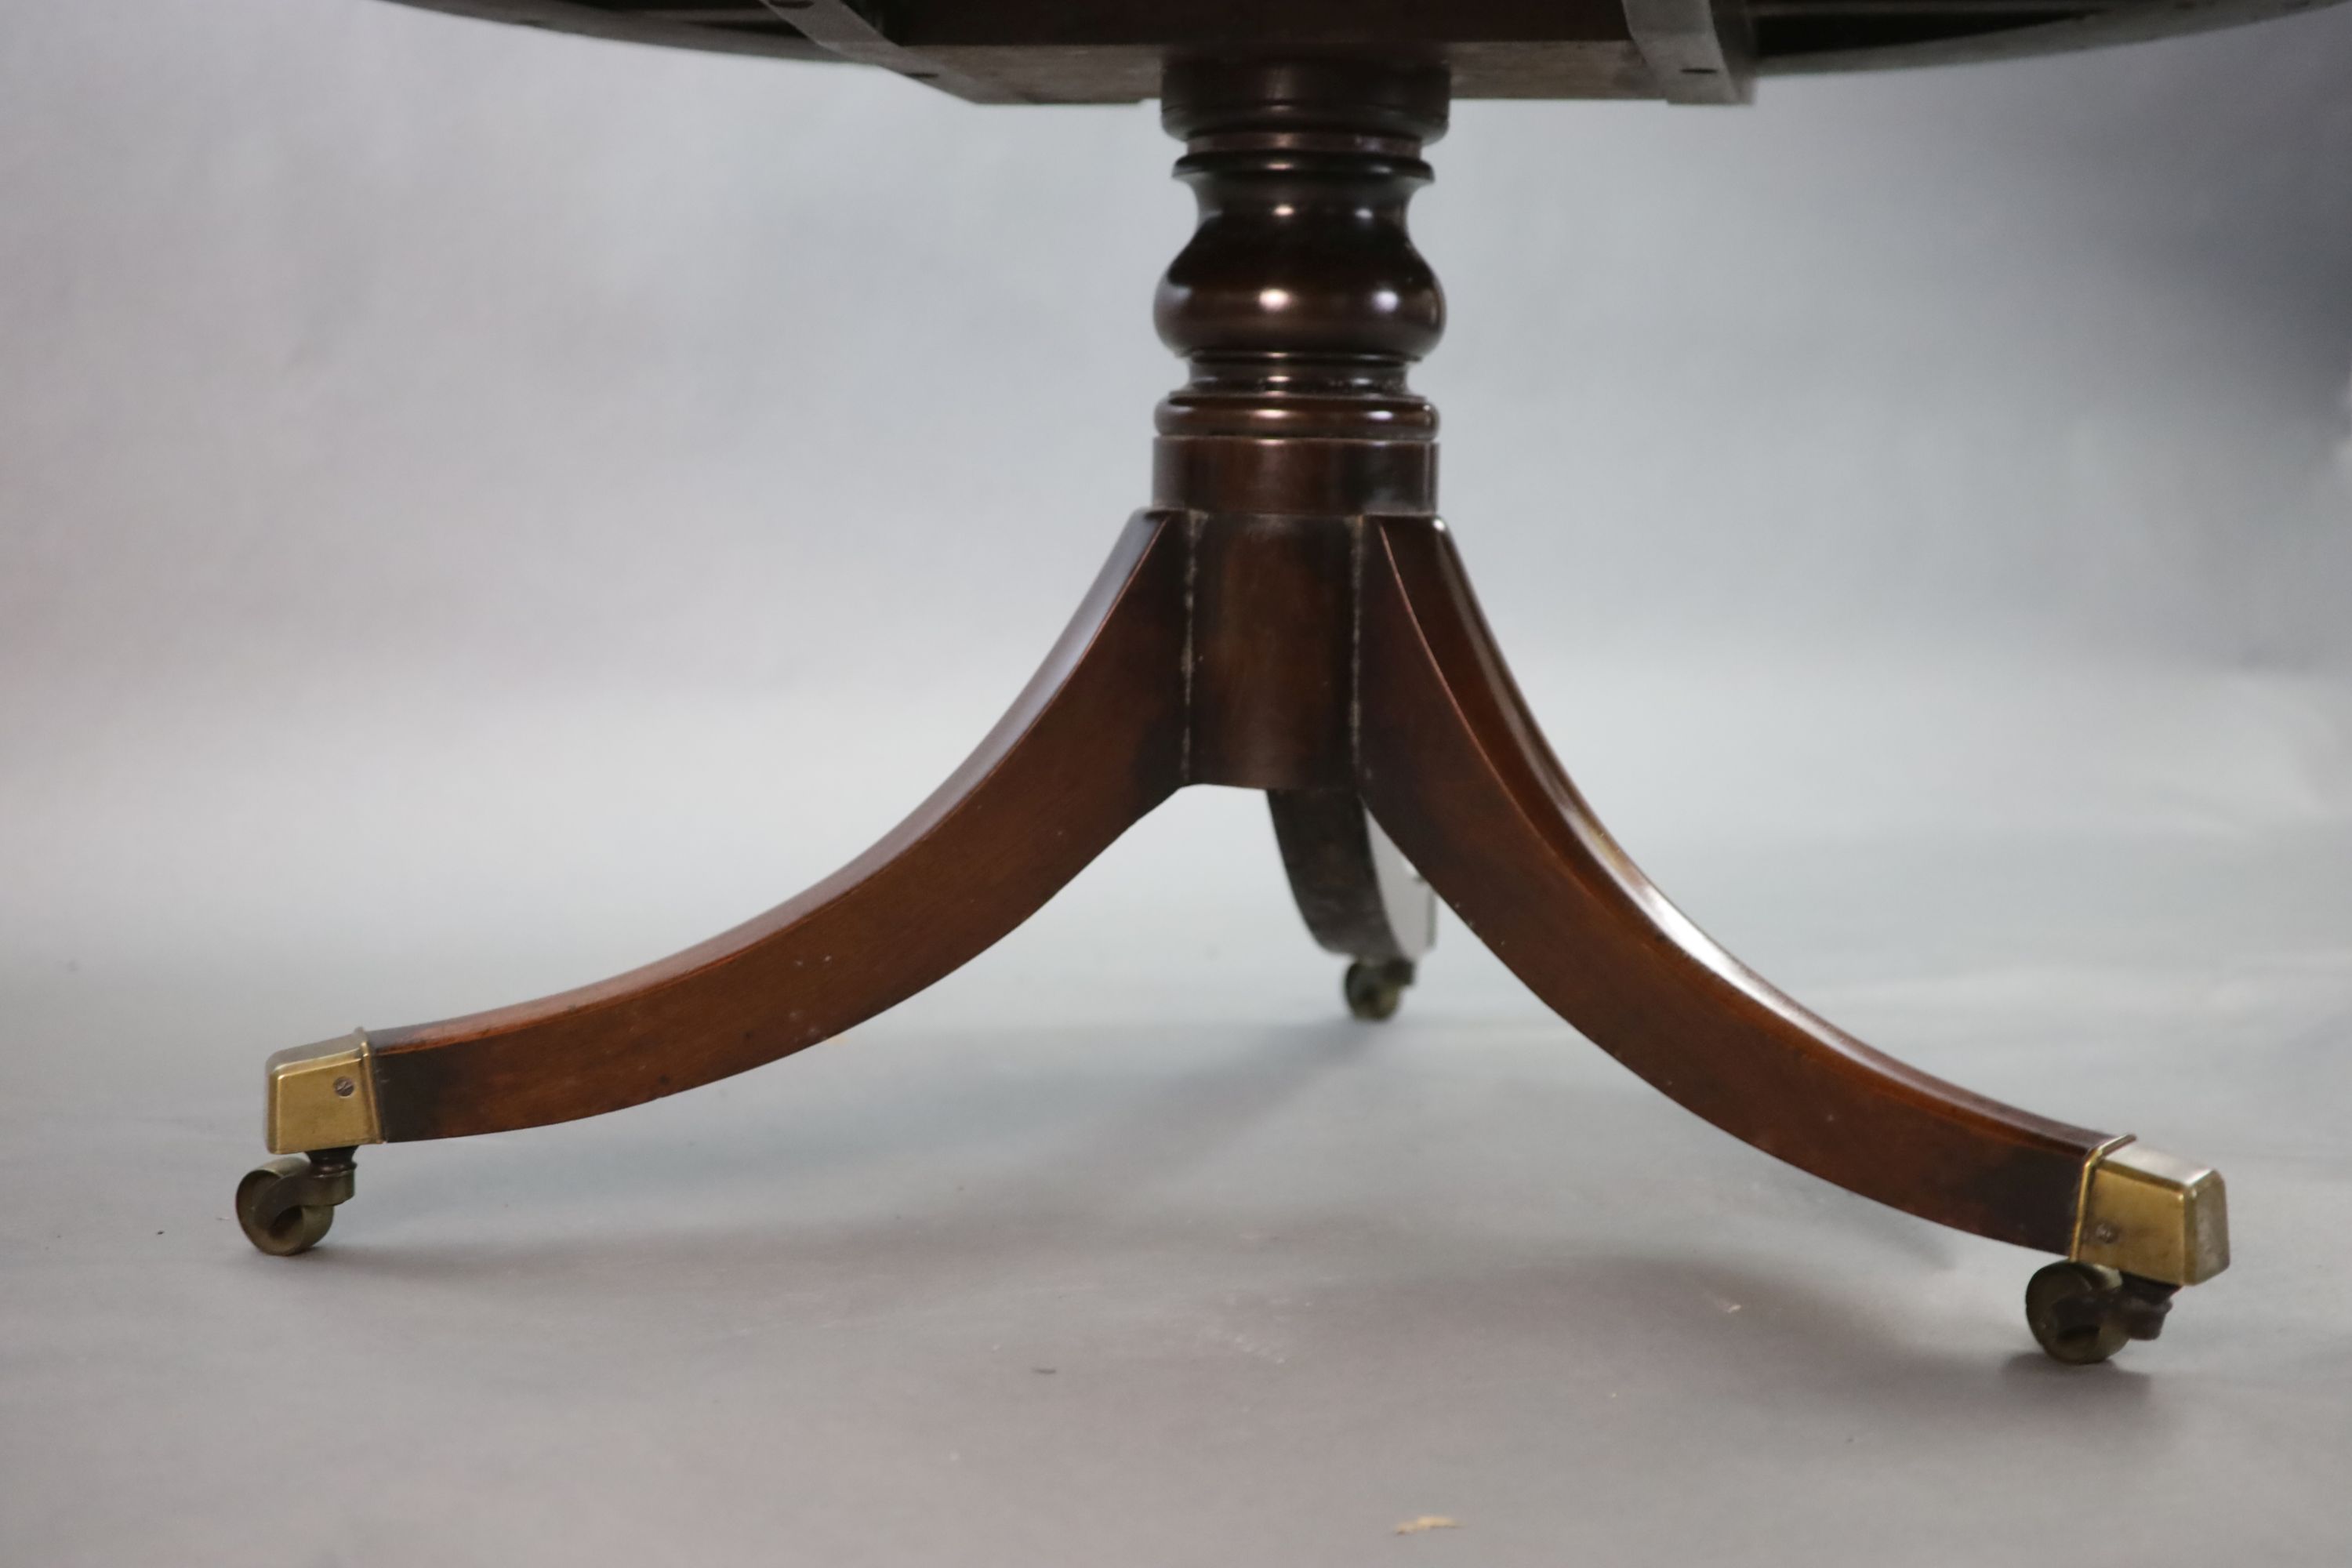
[264,1031,383,1154]
[2072,1140,2229,1287]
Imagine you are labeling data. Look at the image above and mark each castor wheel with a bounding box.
[235,1147,358,1257]
[2025,1260,2180,1365]
[1343,958,1416,1022]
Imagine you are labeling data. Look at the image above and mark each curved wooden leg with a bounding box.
[1356,515,2122,1255]
[282,513,1190,1145]
[1266,789,1436,1019]
[1267,790,1436,966]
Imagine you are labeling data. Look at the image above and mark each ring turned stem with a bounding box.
[1152,60,1450,518]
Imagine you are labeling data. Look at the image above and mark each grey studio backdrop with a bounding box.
[5,2,2351,1564]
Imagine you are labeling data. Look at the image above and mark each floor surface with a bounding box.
[5,774,2348,1566]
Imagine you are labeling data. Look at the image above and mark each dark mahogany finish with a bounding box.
[387,0,2343,105]
[1267,788,1432,966]
[372,515,1189,1138]
[1149,60,1446,974]
[347,58,2113,1265]
[1152,59,1444,520]
[1355,517,2100,1250]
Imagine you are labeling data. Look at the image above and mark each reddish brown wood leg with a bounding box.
[1356,515,2110,1254]
[1267,792,1433,967]
[347,512,1189,1142]
[1267,790,1436,1019]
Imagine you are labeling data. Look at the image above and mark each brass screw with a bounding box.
[2091,1221,2121,1244]
[332,1076,356,1098]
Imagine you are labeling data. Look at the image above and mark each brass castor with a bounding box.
[2025,1260,2180,1365]
[236,1147,358,1257]
[1344,958,1416,1022]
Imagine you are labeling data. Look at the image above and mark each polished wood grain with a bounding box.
[368,511,1188,1139]
[1149,59,1445,518]
[1186,515,1356,792]
[1353,515,2106,1252]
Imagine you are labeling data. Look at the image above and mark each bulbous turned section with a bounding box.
[1154,60,1449,446]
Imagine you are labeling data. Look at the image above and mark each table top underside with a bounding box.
[383,0,2342,103]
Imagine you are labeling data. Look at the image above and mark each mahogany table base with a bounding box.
[236,57,2227,1367]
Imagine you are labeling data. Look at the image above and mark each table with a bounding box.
[232,0,2334,1367]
